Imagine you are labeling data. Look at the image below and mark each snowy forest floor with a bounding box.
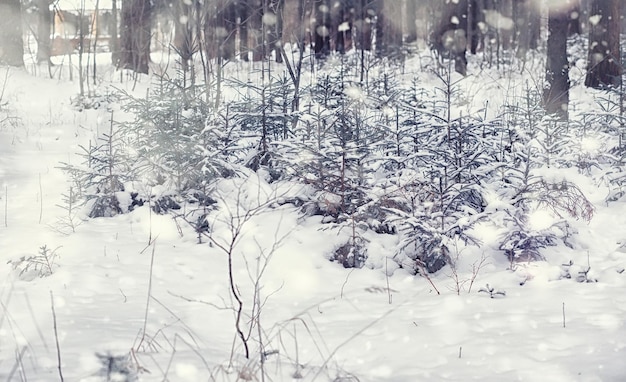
[0,52,626,382]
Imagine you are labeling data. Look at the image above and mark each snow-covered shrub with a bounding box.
[95,352,137,382]
[478,284,506,298]
[58,120,135,218]
[560,260,598,283]
[579,92,626,201]
[281,79,377,218]
[494,85,595,263]
[326,214,371,268]
[332,239,368,269]
[8,245,61,280]
[227,72,297,177]
[117,75,225,195]
[389,113,497,273]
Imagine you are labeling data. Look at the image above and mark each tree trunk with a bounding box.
[354,0,373,52]
[544,4,570,120]
[268,0,284,62]
[404,0,417,43]
[237,0,249,60]
[173,0,194,68]
[377,0,402,57]
[119,0,151,74]
[585,0,621,89]
[247,0,264,61]
[467,0,480,54]
[0,0,24,66]
[567,0,581,36]
[313,0,331,57]
[330,0,346,53]
[36,0,52,63]
[513,0,540,55]
[111,0,119,66]
[433,0,468,75]
[498,0,513,51]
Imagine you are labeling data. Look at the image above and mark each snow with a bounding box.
[0,52,625,382]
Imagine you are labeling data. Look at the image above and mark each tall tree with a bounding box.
[119,0,151,74]
[513,0,540,58]
[354,0,373,52]
[404,0,417,43]
[585,0,621,88]
[377,0,402,57]
[313,0,331,57]
[268,0,285,62]
[0,0,25,66]
[35,0,52,63]
[432,0,469,75]
[544,2,570,120]
[248,0,264,61]
[111,0,119,66]
[173,0,194,68]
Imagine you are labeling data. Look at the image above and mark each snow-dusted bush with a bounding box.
[118,75,231,198]
[58,119,135,218]
[8,245,61,280]
[227,72,298,177]
[494,86,595,263]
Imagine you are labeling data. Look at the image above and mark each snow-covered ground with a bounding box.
[1,56,625,382]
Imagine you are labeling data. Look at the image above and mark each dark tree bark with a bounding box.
[354,0,373,52]
[236,0,249,60]
[313,0,331,57]
[567,0,581,36]
[330,0,347,53]
[513,0,541,56]
[585,0,621,89]
[498,0,513,51]
[432,0,468,75]
[0,0,24,66]
[36,0,52,63]
[377,0,402,57]
[404,0,417,43]
[111,0,119,66]
[119,0,151,74]
[467,0,480,54]
[268,0,285,62]
[544,4,570,120]
[173,0,194,65]
[248,0,264,61]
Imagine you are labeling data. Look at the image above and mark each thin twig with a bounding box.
[50,291,65,382]
[340,269,355,299]
[416,261,441,295]
[5,185,8,227]
[136,240,156,351]
[311,308,396,381]
[6,346,27,381]
[39,173,43,224]
[385,258,392,304]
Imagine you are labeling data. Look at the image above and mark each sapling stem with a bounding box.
[5,185,8,227]
[39,173,43,224]
[50,291,65,382]
[386,257,392,304]
[136,241,156,351]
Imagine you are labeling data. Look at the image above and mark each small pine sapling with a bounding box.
[58,114,135,218]
[96,352,138,382]
[330,215,369,269]
[8,245,61,279]
[53,186,84,234]
[478,284,506,298]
